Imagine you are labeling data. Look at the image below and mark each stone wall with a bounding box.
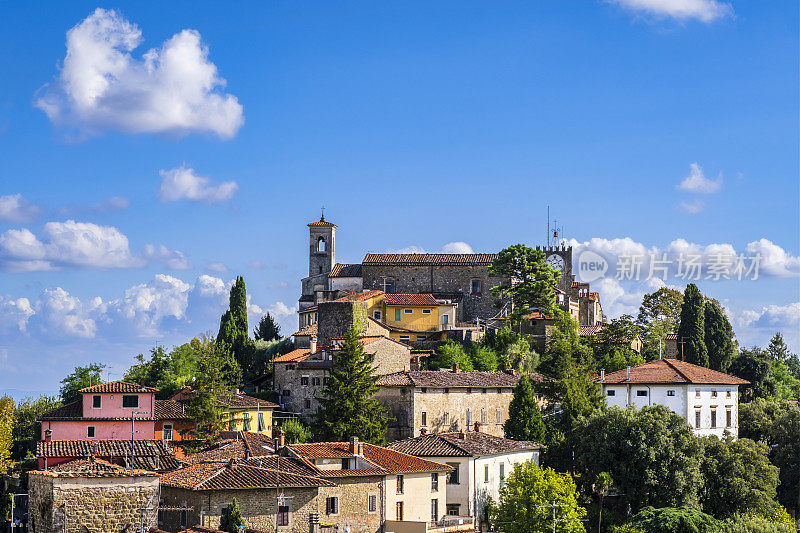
[317,301,368,347]
[317,475,384,532]
[29,473,160,533]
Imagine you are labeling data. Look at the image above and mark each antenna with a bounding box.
[547,206,550,247]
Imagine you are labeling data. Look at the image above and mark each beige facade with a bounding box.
[384,470,444,524]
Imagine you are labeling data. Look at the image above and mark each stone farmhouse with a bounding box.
[388,431,543,527]
[375,369,538,441]
[597,358,749,438]
[28,457,160,533]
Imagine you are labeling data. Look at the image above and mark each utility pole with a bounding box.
[130,411,144,471]
[539,500,569,533]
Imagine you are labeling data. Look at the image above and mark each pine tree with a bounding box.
[219,498,246,533]
[766,333,791,363]
[704,300,736,372]
[504,374,546,443]
[313,325,389,444]
[254,313,281,341]
[677,284,708,367]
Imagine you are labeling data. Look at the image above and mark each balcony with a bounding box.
[430,515,475,532]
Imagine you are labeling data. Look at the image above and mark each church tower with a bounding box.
[307,213,336,277]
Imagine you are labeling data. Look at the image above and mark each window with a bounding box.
[300,376,309,386]
[385,279,395,294]
[496,409,503,424]
[373,310,382,321]
[696,388,701,398]
[481,409,488,424]
[162,424,173,441]
[258,412,266,432]
[482,388,487,394]
[404,308,413,314]
[396,474,404,494]
[87,426,95,438]
[710,407,717,428]
[396,502,403,521]
[421,412,427,426]
[242,412,251,431]
[395,309,401,321]
[442,314,449,325]
[368,494,377,513]
[667,390,676,397]
[312,377,321,386]
[326,497,339,515]
[636,390,648,397]
[229,413,236,431]
[431,499,439,522]
[399,335,410,342]
[607,390,616,396]
[421,387,427,393]
[122,395,139,408]
[287,364,296,370]
[444,388,449,394]
[323,377,330,386]
[695,409,702,428]
[277,505,289,526]
[446,463,460,484]
[282,389,291,397]
[466,409,471,428]
[726,408,732,428]
[92,395,101,408]
[471,279,482,295]
[485,464,489,482]
[180,509,187,528]
[500,463,505,480]
[417,335,427,341]
[711,389,718,398]
[443,412,449,425]
[422,309,432,315]
[446,504,460,516]
[726,389,732,398]
[431,472,439,492]
[304,399,311,409]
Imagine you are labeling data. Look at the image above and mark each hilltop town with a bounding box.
[0,215,796,533]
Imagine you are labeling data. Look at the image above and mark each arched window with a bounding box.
[317,237,326,252]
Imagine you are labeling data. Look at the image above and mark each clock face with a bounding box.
[546,254,565,272]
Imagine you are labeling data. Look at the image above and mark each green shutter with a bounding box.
[395,308,401,321]
[258,412,265,432]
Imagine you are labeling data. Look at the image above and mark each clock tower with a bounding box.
[539,245,572,293]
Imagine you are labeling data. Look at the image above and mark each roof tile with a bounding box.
[384,294,440,306]
[362,253,498,266]
[80,381,159,394]
[599,358,749,385]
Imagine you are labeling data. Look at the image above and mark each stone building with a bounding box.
[28,458,160,533]
[375,369,540,441]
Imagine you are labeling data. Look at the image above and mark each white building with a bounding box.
[387,430,543,528]
[597,358,749,438]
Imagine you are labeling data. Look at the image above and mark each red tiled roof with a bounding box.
[308,217,336,228]
[300,305,318,313]
[80,380,159,394]
[665,334,678,340]
[37,439,174,458]
[333,290,384,302]
[221,393,279,410]
[154,399,191,420]
[579,324,604,337]
[31,458,157,478]
[376,370,533,388]
[290,442,450,475]
[329,263,363,278]
[598,358,750,385]
[384,294,440,306]
[388,431,543,458]
[273,348,312,363]
[362,253,498,266]
[292,323,317,337]
[522,310,551,320]
[161,461,333,490]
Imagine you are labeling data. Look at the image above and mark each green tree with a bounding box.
[219,498,246,533]
[627,507,721,533]
[183,342,234,443]
[698,436,779,519]
[504,375,546,443]
[573,406,702,512]
[766,333,792,363]
[637,287,683,360]
[489,462,586,533]
[592,315,640,356]
[594,472,613,533]
[720,511,795,533]
[469,345,499,371]
[704,300,736,372]
[59,363,105,403]
[729,348,776,401]
[428,341,473,371]
[313,325,389,444]
[217,276,254,380]
[769,404,800,515]
[489,244,560,326]
[254,313,282,342]
[538,312,594,376]
[595,348,645,374]
[503,338,540,373]
[677,284,708,366]
[279,418,311,444]
[11,396,61,459]
[0,397,14,470]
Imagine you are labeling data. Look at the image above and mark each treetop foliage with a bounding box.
[489,244,560,324]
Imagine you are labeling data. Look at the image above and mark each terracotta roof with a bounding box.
[292,323,317,337]
[37,439,180,471]
[154,399,191,420]
[161,461,334,490]
[31,458,157,478]
[329,263,363,278]
[665,334,678,340]
[579,324,605,337]
[598,358,750,385]
[332,290,384,302]
[362,253,498,266]
[388,432,542,458]
[184,433,276,464]
[179,527,268,533]
[291,442,450,475]
[273,348,312,363]
[376,370,532,388]
[384,293,440,306]
[308,217,337,228]
[40,400,82,420]
[220,393,279,410]
[522,310,552,320]
[300,305,317,313]
[79,380,159,394]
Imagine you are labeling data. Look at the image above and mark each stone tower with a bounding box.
[308,214,336,277]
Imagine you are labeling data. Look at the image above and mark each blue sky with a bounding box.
[0,1,798,398]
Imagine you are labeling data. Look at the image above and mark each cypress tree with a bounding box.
[504,374,546,443]
[704,300,736,372]
[217,276,253,380]
[219,498,245,533]
[677,284,708,367]
[313,325,389,444]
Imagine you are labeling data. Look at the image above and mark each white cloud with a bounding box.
[101,274,192,337]
[0,194,42,223]
[746,239,800,278]
[143,244,193,270]
[678,199,705,214]
[32,287,98,339]
[0,296,34,333]
[206,262,229,273]
[42,220,143,269]
[158,166,238,203]
[732,302,800,351]
[677,163,723,194]
[608,0,733,22]
[36,8,243,139]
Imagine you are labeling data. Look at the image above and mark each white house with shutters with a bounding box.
[597,358,749,438]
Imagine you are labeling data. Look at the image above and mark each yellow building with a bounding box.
[171,388,278,436]
[381,294,456,343]
[298,290,385,331]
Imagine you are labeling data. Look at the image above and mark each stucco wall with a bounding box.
[81,392,155,419]
[385,471,445,524]
[42,420,156,441]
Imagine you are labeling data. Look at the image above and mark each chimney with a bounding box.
[44,429,52,443]
[350,436,359,455]
[600,368,605,382]
[452,364,460,373]
[357,442,364,457]
[626,366,631,381]
[277,428,285,448]
[310,336,318,353]
[474,422,481,433]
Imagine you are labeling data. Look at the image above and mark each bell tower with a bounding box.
[307,212,336,277]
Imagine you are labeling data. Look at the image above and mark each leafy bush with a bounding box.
[628,506,721,533]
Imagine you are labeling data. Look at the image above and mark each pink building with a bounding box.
[40,380,193,442]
